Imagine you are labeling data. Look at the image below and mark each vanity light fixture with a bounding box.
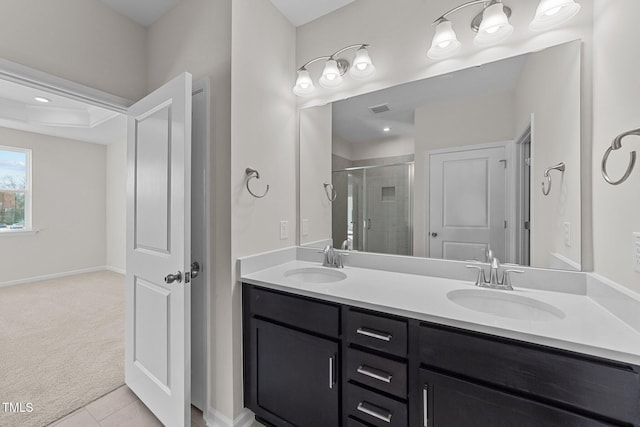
[293,44,376,97]
[530,0,581,31]
[427,0,581,60]
[34,97,51,103]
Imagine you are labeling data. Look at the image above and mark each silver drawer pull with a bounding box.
[356,327,392,342]
[423,385,429,427]
[329,355,335,389]
[357,401,392,423]
[357,365,393,383]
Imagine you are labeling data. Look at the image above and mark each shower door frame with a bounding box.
[334,161,414,256]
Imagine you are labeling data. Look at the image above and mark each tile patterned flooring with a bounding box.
[48,385,207,427]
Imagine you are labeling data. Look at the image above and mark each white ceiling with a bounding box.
[0,79,126,145]
[269,0,356,27]
[99,0,352,28]
[98,0,180,26]
[332,54,528,144]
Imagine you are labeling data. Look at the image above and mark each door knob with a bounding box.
[164,271,182,284]
[431,232,438,237]
[190,262,201,279]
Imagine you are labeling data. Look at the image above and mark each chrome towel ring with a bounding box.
[245,168,269,198]
[601,128,639,185]
[323,182,337,202]
[541,162,565,196]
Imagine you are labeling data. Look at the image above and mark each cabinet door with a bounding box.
[419,369,612,427]
[252,319,339,427]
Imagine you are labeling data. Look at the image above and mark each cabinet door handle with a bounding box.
[357,365,393,383]
[357,401,392,423]
[329,355,335,389]
[356,327,392,342]
[423,385,429,427]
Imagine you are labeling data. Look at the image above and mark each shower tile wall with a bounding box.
[332,154,413,256]
[365,164,412,255]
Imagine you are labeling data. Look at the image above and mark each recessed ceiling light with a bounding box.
[34,97,51,103]
[383,127,391,132]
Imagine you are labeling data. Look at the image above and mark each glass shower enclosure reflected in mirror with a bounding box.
[332,163,413,255]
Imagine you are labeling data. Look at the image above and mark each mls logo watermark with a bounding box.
[2,402,34,413]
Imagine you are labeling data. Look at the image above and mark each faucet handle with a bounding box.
[335,250,349,268]
[466,265,486,286]
[502,269,524,289]
[317,244,332,253]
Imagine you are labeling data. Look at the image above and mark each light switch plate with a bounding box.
[302,219,309,236]
[279,221,289,240]
[633,232,640,273]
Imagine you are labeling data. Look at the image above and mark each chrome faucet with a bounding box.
[466,256,523,290]
[321,244,348,268]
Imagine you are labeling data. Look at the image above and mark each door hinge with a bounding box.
[525,157,531,167]
[524,221,530,230]
[499,159,507,169]
[504,220,508,229]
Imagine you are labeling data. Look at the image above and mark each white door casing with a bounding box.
[428,144,507,262]
[125,73,192,427]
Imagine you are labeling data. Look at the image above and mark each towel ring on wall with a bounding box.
[601,128,639,185]
[323,182,337,202]
[245,168,269,198]
[541,162,565,196]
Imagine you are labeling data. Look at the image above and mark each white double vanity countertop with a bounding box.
[239,247,640,366]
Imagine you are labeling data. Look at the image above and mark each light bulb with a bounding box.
[349,47,376,80]
[292,68,315,96]
[530,0,581,31]
[474,2,513,47]
[319,60,344,88]
[427,19,461,60]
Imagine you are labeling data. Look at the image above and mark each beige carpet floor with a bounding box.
[0,270,125,427]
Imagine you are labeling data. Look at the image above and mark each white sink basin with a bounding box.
[284,267,347,284]
[447,289,565,321]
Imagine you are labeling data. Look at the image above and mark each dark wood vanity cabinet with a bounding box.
[418,324,640,426]
[243,285,341,427]
[419,369,611,427]
[243,283,640,427]
[343,309,409,427]
[418,323,640,426]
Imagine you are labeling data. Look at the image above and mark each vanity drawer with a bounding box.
[346,310,407,357]
[246,286,340,337]
[347,348,407,399]
[419,324,640,424]
[346,416,371,427]
[346,383,408,427]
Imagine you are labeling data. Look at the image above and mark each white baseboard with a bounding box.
[0,266,124,288]
[0,266,111,288]
[105,265,126,275]
[205,407,255,427]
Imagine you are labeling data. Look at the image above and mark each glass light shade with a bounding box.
[349,47,376,80]
[319,59,344,88]
[292,69,315,96]
[474,2,514,47]
[427,20,462,60]
[529,0,581,31]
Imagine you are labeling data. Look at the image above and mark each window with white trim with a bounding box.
[0,146,31,231]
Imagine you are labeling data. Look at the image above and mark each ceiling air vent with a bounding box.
[368,103,390,114]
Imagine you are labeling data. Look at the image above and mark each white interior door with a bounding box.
[429,145,506,262]
[125,72,192,427]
